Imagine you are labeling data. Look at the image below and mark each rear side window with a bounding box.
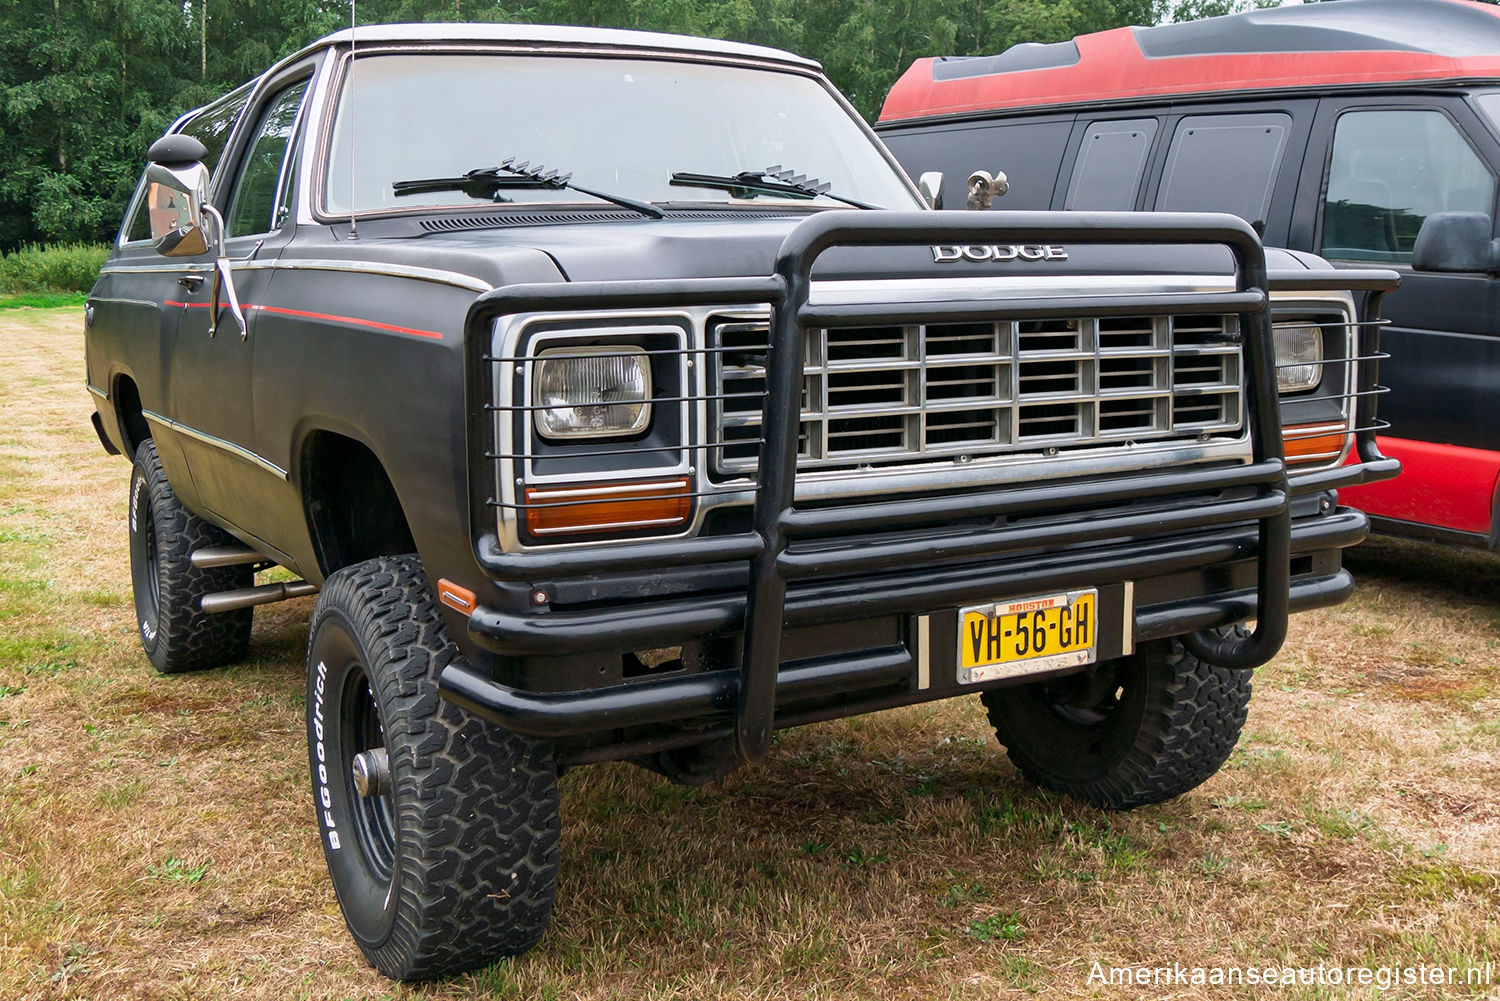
[1321,109,1496,263]
[1156,113,1291,229]
[1065,119,1158,211]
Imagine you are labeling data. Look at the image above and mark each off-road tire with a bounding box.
[305,555,560,981]
[128,439,252,673]
[981,633,1251,810]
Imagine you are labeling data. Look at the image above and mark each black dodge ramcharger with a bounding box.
[84,23,1399,981]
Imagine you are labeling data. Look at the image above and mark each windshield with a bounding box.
[323,53,919,214]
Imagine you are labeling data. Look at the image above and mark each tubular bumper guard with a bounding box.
[447,212,1400,762]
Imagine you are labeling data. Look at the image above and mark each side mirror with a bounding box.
[142,132,246,338]
[1411,211,1500,274]
[917,171,943,210]
[145,134,212,258]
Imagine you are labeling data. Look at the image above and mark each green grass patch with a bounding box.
[968,911,1025,941]
[0,244,107,295]
[145,857,209,885]
[0,291,88,310]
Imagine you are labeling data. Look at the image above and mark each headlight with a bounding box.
[1273,323,1323,393]
[534,346,651,440]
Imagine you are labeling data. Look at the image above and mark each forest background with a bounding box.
[0,0,1285,251]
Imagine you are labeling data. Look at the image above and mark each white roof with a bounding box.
[310,22,820,71]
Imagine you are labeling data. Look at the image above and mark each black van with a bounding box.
[877,0,1500,548]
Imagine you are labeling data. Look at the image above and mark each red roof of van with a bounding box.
[879,0,1500,123]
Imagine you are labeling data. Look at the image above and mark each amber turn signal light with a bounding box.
[436,579,477,616]
[1282,423,1350,466]
[524,479,691,536]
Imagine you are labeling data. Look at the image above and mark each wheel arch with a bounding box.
[299,428,417,579]
[111,372,151,457]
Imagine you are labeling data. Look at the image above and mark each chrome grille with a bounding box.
[712,313,1243,474]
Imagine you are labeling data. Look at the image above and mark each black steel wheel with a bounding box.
[127,439,252,673]
[305,555,560,981]
[981,634,1252,810]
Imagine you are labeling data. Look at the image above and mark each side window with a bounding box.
[180,86,253,179]
[1156,113,1291,228]
[226,81,310,236]
[121,176,154,244]
[1065,118,1158,211]
[1321,109,1496,263]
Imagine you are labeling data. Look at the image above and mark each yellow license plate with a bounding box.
[958,589,1098,684]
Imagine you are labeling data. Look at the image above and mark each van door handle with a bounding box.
[177,274,205,291]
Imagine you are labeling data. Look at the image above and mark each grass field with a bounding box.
[1,308,1497,1000]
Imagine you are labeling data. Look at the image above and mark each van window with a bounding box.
[1321,110,1495,263]
[1157,113,1290,228]
[882,119,1072,211]
[1065,119,1158,210]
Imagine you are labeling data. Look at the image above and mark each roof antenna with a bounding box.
[348,0,358,240]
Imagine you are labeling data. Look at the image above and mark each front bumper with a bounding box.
[441,502,1369,743]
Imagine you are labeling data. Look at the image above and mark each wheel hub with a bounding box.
[351,747,391,798]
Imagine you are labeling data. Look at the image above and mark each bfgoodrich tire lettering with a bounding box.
[305,555,560,981]
[128,439,252,673]
[981,632,1252,810]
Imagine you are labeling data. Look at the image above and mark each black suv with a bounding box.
[86,23,1397,981]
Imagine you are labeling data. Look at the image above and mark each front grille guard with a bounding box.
[459,211,1397,762]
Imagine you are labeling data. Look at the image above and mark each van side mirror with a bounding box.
[917,171,943,210]
[1411,212,1500,274]
[145,135,212,258]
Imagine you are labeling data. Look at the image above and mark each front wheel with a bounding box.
[306,556,560,981]
[981,634,1251,810]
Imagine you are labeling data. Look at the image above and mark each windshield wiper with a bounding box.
[669,165,874,209]
[393,158,664,219]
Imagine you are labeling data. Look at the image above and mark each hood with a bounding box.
[336,211,1269,288]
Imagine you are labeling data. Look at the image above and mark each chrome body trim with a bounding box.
[321,23,821,71]
[237,259,493,292]
[810,275,1236,303]
[86,295,162,309]
[87,384,109,402]
[98,263,215,276]
[99,260,491,293]
[917,615,931,690]
[141,409,289,480]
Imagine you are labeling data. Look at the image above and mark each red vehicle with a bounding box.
[878,0,1500,548]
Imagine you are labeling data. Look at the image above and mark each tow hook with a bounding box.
[351,748,391,798]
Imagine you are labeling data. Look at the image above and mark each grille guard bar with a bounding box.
[461,211,1399,762]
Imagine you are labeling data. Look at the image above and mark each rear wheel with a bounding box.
[981,634,1251,810]
[306,556,560,981]
[128,439,252,673]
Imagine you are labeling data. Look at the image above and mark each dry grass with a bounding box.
[1,308,1497,1000]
